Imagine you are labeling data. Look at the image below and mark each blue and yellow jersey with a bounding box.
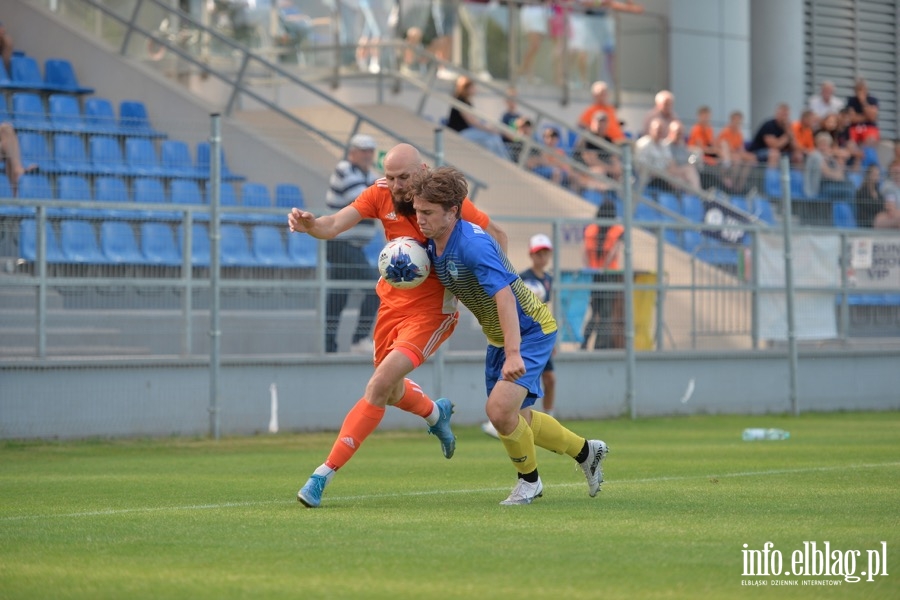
[426,220,557,346]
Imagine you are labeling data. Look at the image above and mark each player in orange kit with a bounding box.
[287,142,508,508]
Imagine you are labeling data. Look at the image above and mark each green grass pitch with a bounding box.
[1,412,898,599]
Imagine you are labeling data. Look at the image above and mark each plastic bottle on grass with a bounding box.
[742,428,790,441]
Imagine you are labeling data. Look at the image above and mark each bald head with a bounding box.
[384,143,427,215]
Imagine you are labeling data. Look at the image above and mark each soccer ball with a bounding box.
[377,237,431,289]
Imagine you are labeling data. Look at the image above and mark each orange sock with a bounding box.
[393,378,435,419]
[325,399,385,470]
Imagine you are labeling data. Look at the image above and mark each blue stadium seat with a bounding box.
[252,225,294,267]
[214,182,240,222]
[789,169,805,199]
[119,100,165,138]
[100,220,145,264]
[754,197,776,225]
[656,192,681,217]
[196,141,246,181]
[179,224,211,267]
[19,218,66,263]
[274,183,304,209]
[60,219,109,264]
[220,224,257,267]
[43,59,95,95]
[84,97,120,134]
[54,175,94,218]
[170,179,205,205]
[764,168,781,198]
[0,95,10,123]
[94,176,139,220]
[16,174,53,217]
[0,57,29,90]
[681,229,704,254]
[48,94,86,133]
[18,132,57,173]
[681,194,705,223]
[124,137,166,177]
[0,172,40,217]
[634,198,661,221]
[833,201,857,228]
[89,135,130,177]
[12,92,52,132]
[133,177,177,220]
[10,55,56,92]
[239,182,278,222]
[53,133,93,175]
[287,232,318,267]
[160,139,197,178]
[730,195,750,214]
[140,222,182,266]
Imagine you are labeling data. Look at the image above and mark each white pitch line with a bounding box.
[3,462,898,522]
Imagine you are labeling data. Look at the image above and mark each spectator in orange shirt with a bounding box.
[716,110,756,194]
[577,81,626,143]
[687,105,719,166]
[792,109,816,158]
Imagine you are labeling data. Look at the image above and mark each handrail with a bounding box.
[72,0,490,198]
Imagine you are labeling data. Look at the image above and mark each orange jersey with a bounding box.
[352,184,491,314]
[792,121,814,151]
[688,124,715,150]
[577,105,625,142]
[717,127,744,152]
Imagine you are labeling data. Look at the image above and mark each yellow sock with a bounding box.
[530,410,586,458]
[498,414,538,476]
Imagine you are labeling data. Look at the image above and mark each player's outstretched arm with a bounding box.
[288,205,363,239]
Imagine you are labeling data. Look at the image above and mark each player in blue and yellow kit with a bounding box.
[410,165,609,505]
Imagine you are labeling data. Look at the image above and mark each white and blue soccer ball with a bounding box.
[377,237,431,289]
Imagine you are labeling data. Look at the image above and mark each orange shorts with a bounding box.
[372,307,459,368]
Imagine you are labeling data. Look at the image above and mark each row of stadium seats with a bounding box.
[19,220,323,269]
[1,174,304,221]
[0,55,93,95]
[2,93,165,138]
[14,132,245,180]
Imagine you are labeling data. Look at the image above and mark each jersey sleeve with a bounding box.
[461,227,516,298]
[350,184,379,219]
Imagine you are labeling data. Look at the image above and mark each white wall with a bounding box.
[749,0,806,132]
[668,0,751,132]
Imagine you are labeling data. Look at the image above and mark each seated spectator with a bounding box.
[577,81,626,143]
[816,111,861,167]
[716,110,757,194]
[575,111,623,188]
[748,103,801,167]
[505,116,539,164]
[500,87,522,128]
[446,76,511,160]
[854,164,884,228]
[803,131,855,203]
[792,109,817,158]
[846,78,881,159]
[0,122,39,197]
[640,90,678,136]
[687,105,719,167]
[808,80,844,127]
[0,21,11,72]
[634,117,678,191]
[875,161,900,229]
[530,127,572,187]
[663,120,701,190]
